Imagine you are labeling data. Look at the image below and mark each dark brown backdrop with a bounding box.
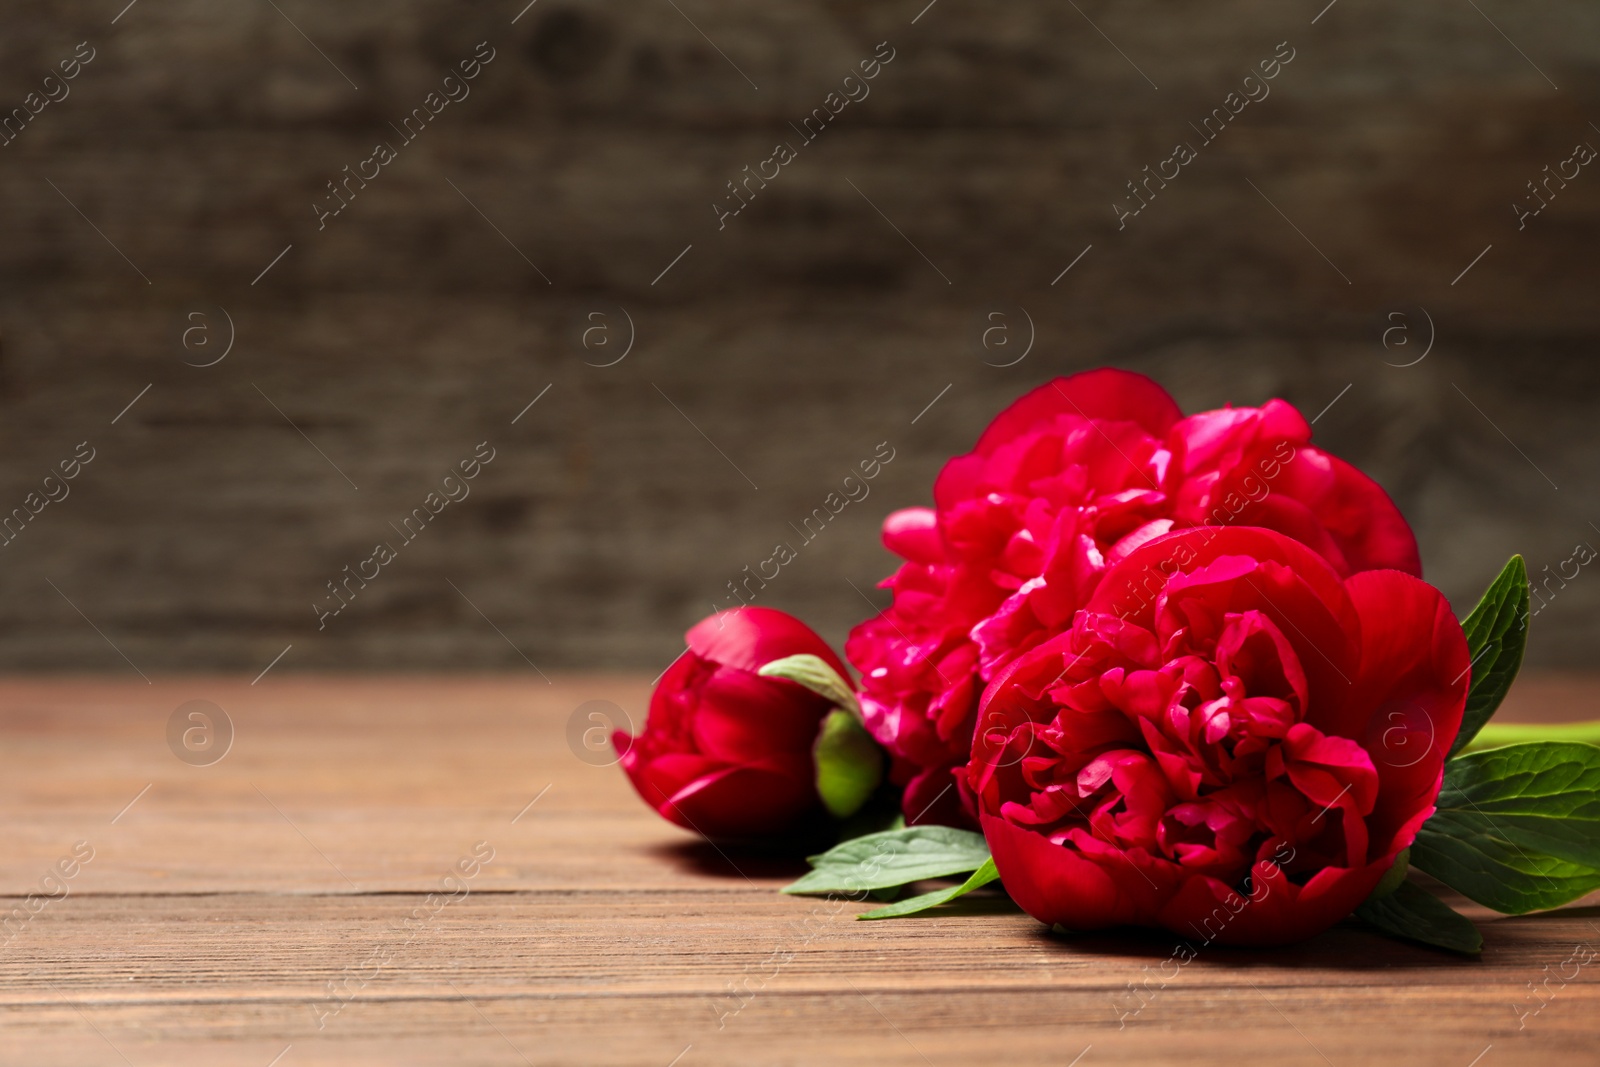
[0,0,1595,676]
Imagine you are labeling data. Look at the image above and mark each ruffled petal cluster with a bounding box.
[848,370,1420,826]
[968,527,1467,944]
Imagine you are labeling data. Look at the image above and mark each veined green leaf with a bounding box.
[858,858,1001,920]
[1450,555,1529,757]
[1437,742,1600,869]
[758,654,862,718]
[1354,879,1482,955]
[781,826,990,895]
[1411,807,1600,914]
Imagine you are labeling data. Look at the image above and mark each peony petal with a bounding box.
[1281,722,1379,814]
[1106,518,1176,565]
[629,751,726,809]
[1220,492,1352,576]
[981,812,1155,929]
[1091,528,1359,711]
[1155,853,1389,946]
[1276,448,1422,577]
[882,507,944,564]
[931,454,987,515]
[1214,610,1309,716]
[1339,569,1470,855]
[1090,526,1354,633]
[645,651,711,742]
[690,666,833,765]
[686,606,850,679]
[972,369,1184,456]
[970,580,1047,680]
[661,764,820,840]
[1173,402,1310,480]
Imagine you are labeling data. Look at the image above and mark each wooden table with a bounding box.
[2,675,1597,1066]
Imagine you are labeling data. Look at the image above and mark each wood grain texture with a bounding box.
[1,675,1598,1065]
[0,2,1596,672]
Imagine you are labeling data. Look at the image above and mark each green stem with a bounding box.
[1463,720,1600,752]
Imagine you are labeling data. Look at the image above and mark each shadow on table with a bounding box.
[654,842,1600,970]
[1025,924,1475,969]
[1024,909,1600,969]
[652,840,814,881]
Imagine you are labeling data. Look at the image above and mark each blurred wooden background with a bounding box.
[0,0,1596,675]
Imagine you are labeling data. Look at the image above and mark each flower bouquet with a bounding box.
[615,369,1599,953]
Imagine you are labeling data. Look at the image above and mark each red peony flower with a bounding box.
[615,607,854,841]
[847,369,1421,827]
[968,525,1468,945]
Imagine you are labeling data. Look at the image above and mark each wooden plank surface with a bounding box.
[1,675,1598,1065]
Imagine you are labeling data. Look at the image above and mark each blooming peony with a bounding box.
[968,526,1467,944]
[847,369,1420,826]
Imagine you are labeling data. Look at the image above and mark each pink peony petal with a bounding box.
[1340,568,1470,855]
[972,369,1184,456]
[690,666,834,765]
[661,764,821,840]
[687,606,850,679]
[1277,449,1422,577]
[1155,853,1389,946]
[981,811,1162,930]
[882,507,943,564]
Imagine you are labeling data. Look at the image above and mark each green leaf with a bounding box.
[1354,879,1482,955]
[781,826,991,895]
[759,654,861,718]
[811,709,884,820]
[858,858,1001,920]
[1411,807,1600,914]
[1368,847,1411,900]
[1435,742,1600,869]
[1449,555,1529,757]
